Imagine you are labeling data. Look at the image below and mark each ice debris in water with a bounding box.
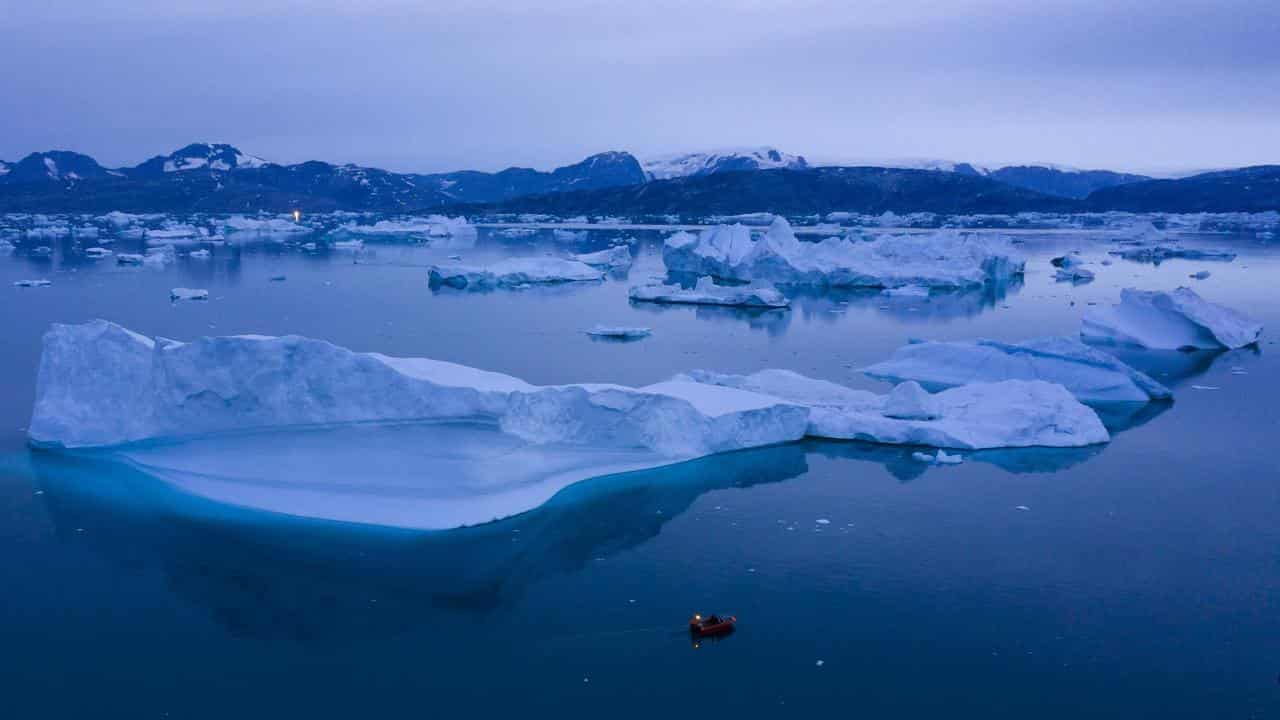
[14,279,52,288]
[84,247,112,258]
[169,288,209,301]
[585,326,651,339]
[428,258,604,289]
[863,337,1171,403]
[1189,270,1210,280]
[662,216,1023,289]
[1082,287,1262,350]
[571,245,633,269]
[188,249,211,259]
[676,369,1108,449]
[628,277,790,308]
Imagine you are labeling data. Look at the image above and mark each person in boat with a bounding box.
[705,614,722,625]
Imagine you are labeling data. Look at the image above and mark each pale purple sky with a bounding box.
[3,0,1278,174]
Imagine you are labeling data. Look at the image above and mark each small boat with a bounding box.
[689,613,737,637]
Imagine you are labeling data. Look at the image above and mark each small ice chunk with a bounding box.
[84,247,112,258]
[1189,270,1210,280]
[170,288,209,301]
[188,249,211,259]
[585,326,651,339]
[14,279,52,288]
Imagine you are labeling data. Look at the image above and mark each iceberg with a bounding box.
[337,216,476,240]
[170,288,209,301]
[1109,245,1236,263]
[428,258,604,289]
[29,321,808,456]
[586,325,651,339]
[222,215,310,234]
[677,369,1109,449]
[628,278,790,308]
[662,216,1023,289]
[572,245,633,269]
[862,337,1171,403]
[1082,287,1263,350]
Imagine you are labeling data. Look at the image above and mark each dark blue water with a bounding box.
[1,222,1278,717]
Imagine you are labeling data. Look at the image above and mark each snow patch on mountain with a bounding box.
[642,147,807,180]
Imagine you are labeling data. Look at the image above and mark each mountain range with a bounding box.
[0,143,1275,215]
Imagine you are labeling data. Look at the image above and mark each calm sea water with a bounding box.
[1,223,1277,718]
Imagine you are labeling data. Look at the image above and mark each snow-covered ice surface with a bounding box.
[629,277,790,308]
[662,216,1024,289]
[429,258,604,289]
[1082,287,1263,350]
[863,337,1171,403]
[676,369,1109,449]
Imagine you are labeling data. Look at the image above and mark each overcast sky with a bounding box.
[3,0,1278,174]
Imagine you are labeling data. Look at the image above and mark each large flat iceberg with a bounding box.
[677,369,1109,449]
[1082,287,1263,350]
[29,321,808,455]
[862,337,1171,403]
[663,216,1023,289]
[428,258,604,289]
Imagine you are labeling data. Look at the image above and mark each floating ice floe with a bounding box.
[572,245,633,269]
[84,247,113,258]
[676,369,1109,449]
[169,288,209,301]
[337,216,476,240]
[662,216,1023,289]
[188,249,211,259]
[221,215,311,234]
[586,325,651,339]
[862,337,1171,403]
[553,229,587,243]
[331,239,364,250]
[1189,270,1210,280]
[628,277,789,308]
[147,225,204,241]
[116,253,145,265]
[28,321,809,456]
[31,245,53,256]
[1082,287,1262,350]
[428,258,604,289]
[14,279,52,288]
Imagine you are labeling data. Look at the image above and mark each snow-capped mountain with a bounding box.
[129,143,268,177]
[0,151,113,184]
[419,151,647,203]
[642,147,808,180]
